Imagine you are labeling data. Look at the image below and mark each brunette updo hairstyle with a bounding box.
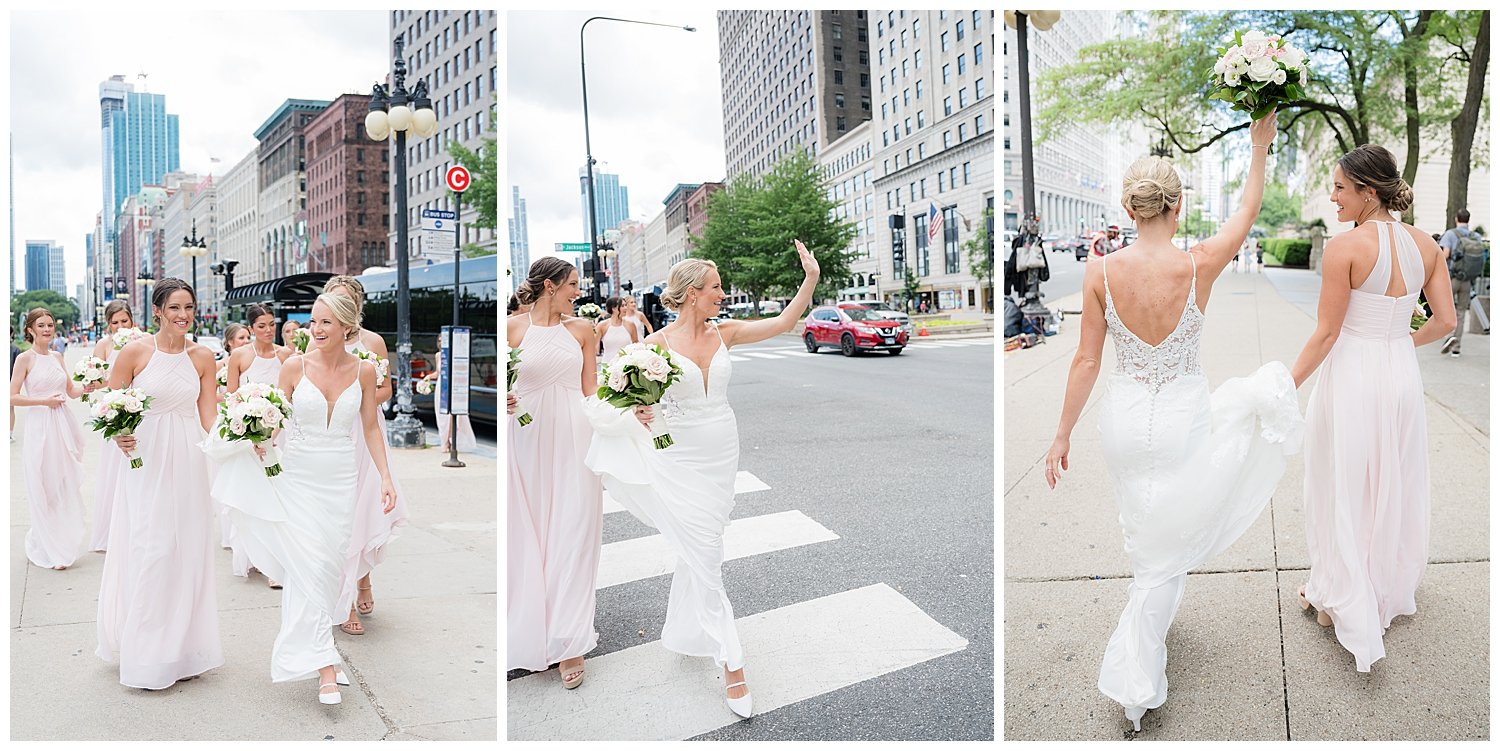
[245,303,276,327]
[22,307,54,343]
[103,299,133,329]
[1337,144,1414,213]
[516,257,576,306]
[222,323,247,351]
[605,296,624,316]
[150,278,196,325]
[1120,156,1183,221]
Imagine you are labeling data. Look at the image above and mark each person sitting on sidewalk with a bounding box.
[1438,208,1485,358]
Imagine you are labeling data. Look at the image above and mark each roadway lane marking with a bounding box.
[603,471,770,515]
[506,583,970,741]
[595,509,838,590]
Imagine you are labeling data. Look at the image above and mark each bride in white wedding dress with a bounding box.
[205,294,397,704]
[583,240,819,720]
[1045,112,1303,732]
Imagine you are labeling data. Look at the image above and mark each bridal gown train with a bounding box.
[1096,254,1302,728]
[1302,220,1430,672]
[583,325,745,672]
[206,376,362,682]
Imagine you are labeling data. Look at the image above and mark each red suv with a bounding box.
[803,304,908,356]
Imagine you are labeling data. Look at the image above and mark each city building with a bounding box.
[388,10,499,261]
[613,218,645,294]
[255,99,330,279]
[719,10,874,180]
[579,165,629,243]
[157,171,205,285]
[99,75,180,244]
[870,10,995,312]
[216,150,261,288]
[25,241,54,292]
[115,186,169,318]
[820,119,879,301]
[305,93,391,277]
[187,174,222,323]
[509,185,529,290]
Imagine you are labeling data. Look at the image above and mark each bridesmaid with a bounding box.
[507,257,603,689]
[223,303,293,585]
[95,278,224,689]
[323,275,410,635]
[623,296,655,335]
[595,296,639,365]
[222,322,251,356]
[87,300,136,552]
[12,308,86,569]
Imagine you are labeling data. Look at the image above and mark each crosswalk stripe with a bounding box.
[738,351,787,359]
[603,471,770,515]
[596,510,837,590]
[506,583,969,741]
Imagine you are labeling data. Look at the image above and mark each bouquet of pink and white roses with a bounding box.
[354,349,390,386]
[290,328,311,353]
[111,327,149,350]
[1209,30,1309,148]
[416,376,435,396]
[597,342,684,450]
[71,356,110,399]
[88,387,153,469]
[217,382,292,476]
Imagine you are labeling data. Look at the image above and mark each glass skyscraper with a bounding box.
[579,165,629,242]
[509,185,530,291]
[100,76,180,244]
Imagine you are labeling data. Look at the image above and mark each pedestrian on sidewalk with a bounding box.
[1289,143,1456,673]
[1044,111,1301,733]
[86,300,137,553]
[12,308,87,571]
[1438,208,1485,357]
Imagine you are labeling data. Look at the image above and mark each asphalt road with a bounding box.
[1038,245,1088,308]
[506,334,995,741]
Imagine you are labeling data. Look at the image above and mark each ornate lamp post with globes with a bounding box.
[365,37,438,448]
[179,220,208,334]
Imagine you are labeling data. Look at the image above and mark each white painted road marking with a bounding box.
[596,510,838,589]
[507,583,970,741]
[603,470,770,515]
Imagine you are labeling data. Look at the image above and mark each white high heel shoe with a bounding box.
[725,681,753,719]
[318,682,342,705]
[335,670,350,686]
[1124,706,1146,732]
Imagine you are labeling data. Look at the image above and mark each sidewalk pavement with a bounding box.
[1003,267,1489,741]
[10,347,497,741]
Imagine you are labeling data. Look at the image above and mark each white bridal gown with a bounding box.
[1096,254,1303,729]
[204,376,362,682]
[583,325,745,672]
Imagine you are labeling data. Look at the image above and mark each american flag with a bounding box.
[927,202,943,245]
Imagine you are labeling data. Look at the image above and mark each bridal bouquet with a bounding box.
[111,327,149,350]
[415,376,435,395]
[88,388,152,469]
[215,363,229,390]
[354,349,390,386]
[1209,30,1309,147]
[1411,305,1429,331]
[290,328,311,353]
[508,348,533,426]
[71,356,110,400]
[575,302,603,320]
[597,342,684,450]
[218,382,292,476]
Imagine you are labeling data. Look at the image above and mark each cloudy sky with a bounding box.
[8,10,390,293]
[507,10,725,265]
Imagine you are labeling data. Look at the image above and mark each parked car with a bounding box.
[839,300,912,335]
[1043,233,1064,251]
[196,335,225,360]
[805,304,908,356]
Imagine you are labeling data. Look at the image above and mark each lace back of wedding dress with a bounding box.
[1102,255,1205,393]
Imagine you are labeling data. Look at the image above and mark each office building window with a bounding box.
[944,97,952,116]
[834,69,844,84]
[957,20,966,42]
[959,54,967,76]
[944,206,960,273]
[941,31,950,51]
[963,161,972,185]
[942,64,951,84]
[916,79,924,99]
[943,130,953,148]
[917,110,926,128]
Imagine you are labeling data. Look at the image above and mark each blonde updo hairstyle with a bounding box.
[324,276,366,316]
[315,292,363,342]
[1337,144,1414,213]
[660,258,719,310]
[515,257,577,306]
[1120,156,1183,222]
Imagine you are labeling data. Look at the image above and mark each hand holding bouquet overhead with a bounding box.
[597,342,684,450]
[1209,30,1308,152]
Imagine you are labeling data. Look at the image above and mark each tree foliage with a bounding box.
[964,209,995,312]
[10,290,79,332]
[447,104,498,257]
[693,149,856,305]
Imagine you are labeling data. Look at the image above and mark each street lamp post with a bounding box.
[581,16,695,304]
[366,37,438,448]
[179,219,208,334]
[1006,10,1061,327]
[597,247,617,298]
[137,274,155,328]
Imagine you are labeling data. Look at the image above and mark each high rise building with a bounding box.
[217,150,261,287]
[388,10,499,262]
[509,185,529,290]
[255,99,330,279]
[49,243,65,296]
[578,165,629,242]
[820,120,879,301]
[25,241,52,292]
[871,10,995,311]
[718,10,874,180]
[99,76,180,244]
[305,93,392,277]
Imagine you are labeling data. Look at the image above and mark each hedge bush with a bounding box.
[1262,238,1312,267]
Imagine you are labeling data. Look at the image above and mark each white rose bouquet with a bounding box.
[1209,30,1309,151]
[508,347,532,426]
[217,382,292,476]
[88,387,153,469]
[596,342,684,450]
[215,363,229,390]
[290,328,311,353]
[71,356,110,400]
[353,349,390,386]
[111,327,149,350]
[575,302,603,320]
[415,376,435,396]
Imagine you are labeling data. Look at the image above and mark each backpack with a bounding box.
[1453,228,1487,281]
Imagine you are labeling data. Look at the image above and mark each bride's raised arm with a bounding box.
[1193,110,1277,277]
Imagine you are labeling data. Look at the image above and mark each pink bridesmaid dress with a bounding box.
[334,341,409,620]
[1303,220,1431,672]
[20,352,86,568]
[89,346,123,552]
[222,350,286,577]
[507,320,603,671]
[95,342,224,688]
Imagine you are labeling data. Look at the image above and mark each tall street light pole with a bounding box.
[581,16,695,304]
[179,219,208,335]
[366,37,438,448]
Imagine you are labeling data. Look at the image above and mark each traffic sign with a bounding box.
[421,208,458,232]
[446,165,471,193]
[422,208,459,259]
[555,242,591,253]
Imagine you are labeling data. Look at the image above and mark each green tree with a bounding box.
[1258,181,1303,229]
[901,265,920,313]
[693,148,856,306]
[447,104,498,258]
[11,290,79,331]
[964,209,995,312]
